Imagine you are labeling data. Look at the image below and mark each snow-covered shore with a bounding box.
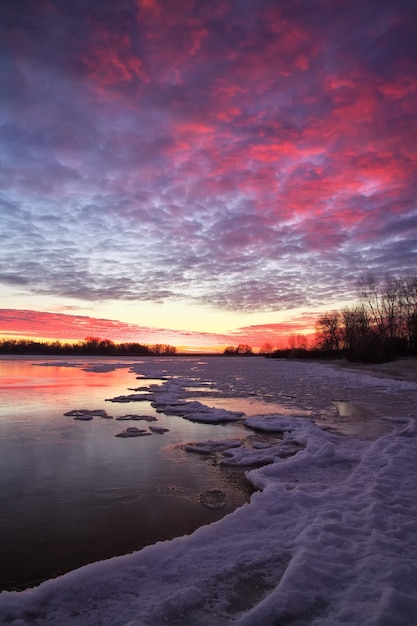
[1,357,417,625]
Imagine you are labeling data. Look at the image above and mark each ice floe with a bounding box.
[154,397,244,423]
[149,426,169,434]
[182,407,244,423]
[64,408,114,420]
[184,439,242,454]
[64,409,110,417]
[245,414,312,433]
[199,488,227,510]
[115,414,157,422]
[106,393,153,403]
[115,427,152,438]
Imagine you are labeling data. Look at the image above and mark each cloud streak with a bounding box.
[1,0,416,339]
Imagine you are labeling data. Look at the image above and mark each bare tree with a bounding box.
[260,342,274,355]
[289,334,307,350]
[237,344,253,355]
[316,311,341,351]
[400,274,417,350]
[341,305,371,351]
[382,273,402,344]
[356,273,385,335]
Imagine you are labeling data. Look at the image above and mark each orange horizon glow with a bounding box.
[0,309,318,353]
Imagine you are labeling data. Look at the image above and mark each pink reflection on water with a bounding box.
[184,395,312,417]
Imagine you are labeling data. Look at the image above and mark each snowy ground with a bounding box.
[1,357,417,625]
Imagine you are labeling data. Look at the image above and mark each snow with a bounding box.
[1,357,417,625]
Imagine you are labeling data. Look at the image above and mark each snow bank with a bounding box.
[2,358,417,625]
[2,419,416,625]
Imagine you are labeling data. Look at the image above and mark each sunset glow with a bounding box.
[1,1,416,351]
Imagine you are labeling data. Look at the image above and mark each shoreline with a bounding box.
[1,357,417,624]
[329,356,417,384]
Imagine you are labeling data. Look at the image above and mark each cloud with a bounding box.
[0,0,416,318]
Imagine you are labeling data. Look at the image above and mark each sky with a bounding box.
[0,0,416,351]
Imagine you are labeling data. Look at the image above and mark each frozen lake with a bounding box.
[1,355,417,625]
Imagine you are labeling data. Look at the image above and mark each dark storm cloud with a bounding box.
[1,0,416,313]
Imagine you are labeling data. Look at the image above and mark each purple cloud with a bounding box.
[0,0,416,319]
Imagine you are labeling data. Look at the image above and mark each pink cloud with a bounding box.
[1,0,417,318]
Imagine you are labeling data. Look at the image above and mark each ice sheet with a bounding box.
[1,358,417,625]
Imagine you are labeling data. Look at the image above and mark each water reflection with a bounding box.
[332,400,374,417]
[0,359,251,591]
[184,395,312,417]
[315,400,393,438]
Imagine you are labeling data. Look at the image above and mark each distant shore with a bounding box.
[332,357,417,384]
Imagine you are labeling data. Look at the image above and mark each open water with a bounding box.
[0,357,253,590]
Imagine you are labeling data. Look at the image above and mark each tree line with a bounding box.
[223,344,254,355]
[0,337,177,356]
[315,273,417,362]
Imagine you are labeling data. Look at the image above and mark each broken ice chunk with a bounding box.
[115,427,151,438]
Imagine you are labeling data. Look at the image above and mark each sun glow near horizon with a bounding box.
[0,305,320,352]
